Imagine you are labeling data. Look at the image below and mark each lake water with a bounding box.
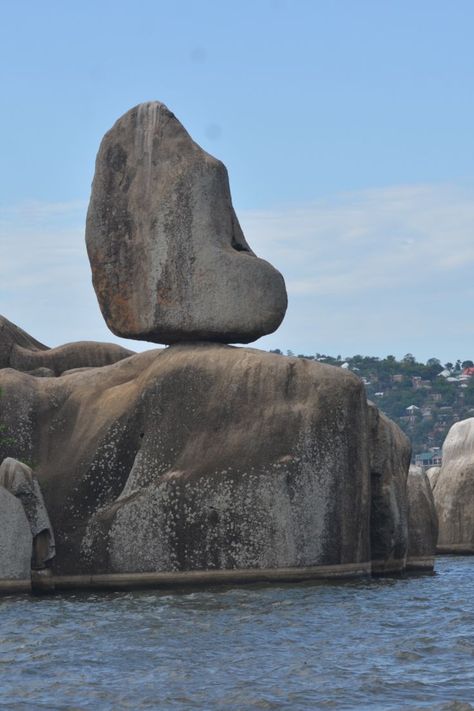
[1,557,474,710]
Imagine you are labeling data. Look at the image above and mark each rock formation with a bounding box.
[0,487,32,591]
[0,315,134,376]
[434,418,474,553]
[0,318,425,589]
[85,101,287,345]
[1,342,371,580]
[0,101,424,592]
[406,465,438,570]
[367,403,411,575]
[0,458,55,569]
[426,466,441,491]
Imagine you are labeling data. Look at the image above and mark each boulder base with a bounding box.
[0,320,419,588]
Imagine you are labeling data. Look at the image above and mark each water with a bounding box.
[1,557,474,710]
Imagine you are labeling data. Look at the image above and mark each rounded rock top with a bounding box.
[85,101,288,345]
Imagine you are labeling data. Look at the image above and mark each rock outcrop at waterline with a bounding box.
[426,466,441,491]
[85,102,287,345]
[368,403,410,575]
[0,487,32,588]
[406,465,438,569]
[0,320,433,589]
[434,418,474,553]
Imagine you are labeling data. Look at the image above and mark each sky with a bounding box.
[1,0,473,363]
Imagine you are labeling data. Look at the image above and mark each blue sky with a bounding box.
[1,0,473,362]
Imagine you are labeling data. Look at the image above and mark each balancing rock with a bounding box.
[85,102,287,344]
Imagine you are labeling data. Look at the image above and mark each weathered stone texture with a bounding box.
[406,465,438,569]
[426,466,441,491]
[85,101,287,345]
[0,487,32,582]
[2,344,373,576]
[434,418,474,551]
[368,402,411,574]
[0,314,134,376]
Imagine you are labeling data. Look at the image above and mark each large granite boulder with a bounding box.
[406,465,438,570]
[434,418,474,553]
[85,102,287,345]
[1,340,376,582]
[0,318,419,588]
[0,487,32,592]
[367,403,410,574]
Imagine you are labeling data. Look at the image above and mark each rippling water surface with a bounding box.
[2,557,474,710]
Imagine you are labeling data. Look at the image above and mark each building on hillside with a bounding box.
[391,374,404,383]
[414,451,442,469]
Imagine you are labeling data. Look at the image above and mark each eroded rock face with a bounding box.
[406,465,438,569]
[0,487,32,585]
[0,315,134,376]
[367,402,411,574]
[0,318,418,582]
[1,344,372,576]
[85,101,287,345]
[426,466,441,491]
[434,418,474,552]
[0,458,56,569]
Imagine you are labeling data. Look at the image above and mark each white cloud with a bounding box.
[241,183,474,298]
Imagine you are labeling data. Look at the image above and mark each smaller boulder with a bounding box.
[426,466,441,491]
[0,487,32,591]
[406,465,438,570]
[434,418,474,553]
[368,403,410,575]
[0,458,55,570]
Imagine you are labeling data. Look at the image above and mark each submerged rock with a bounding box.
[85,101,287,345]
[406,465,438,570]
[434,418,474,553]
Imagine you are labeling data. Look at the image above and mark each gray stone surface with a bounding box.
[2,342,373,575]
[426,466,441,491]
[0,314,134,376]
[0,487,32,581]
[368,402,411,574]
[0,458,55,567]
[434,418,474,550]
[406,465,438,568]
[1,319,415,580]
[85,101,287,345]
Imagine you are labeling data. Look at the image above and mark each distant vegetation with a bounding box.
[269,350,474,458]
